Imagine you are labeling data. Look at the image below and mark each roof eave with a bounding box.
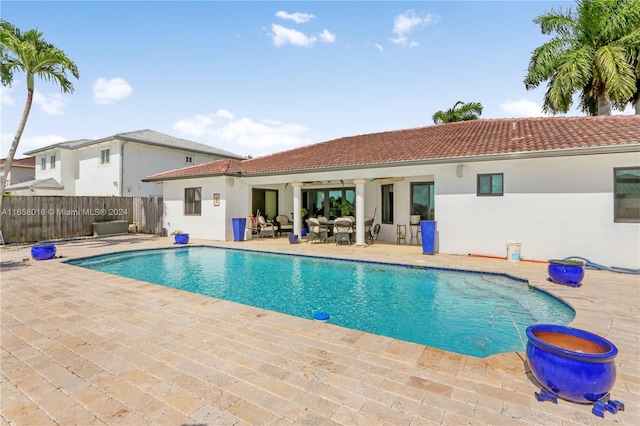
[142,172,241,183]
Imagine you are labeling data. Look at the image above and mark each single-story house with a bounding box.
[144,116,640,269]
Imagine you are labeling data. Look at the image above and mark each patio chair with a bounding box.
[364,217,374,245]
[372,224,380,241]
[333,217,353,245]
[257,216,276,238]
[306,218,328,244]
[276,215,294,236]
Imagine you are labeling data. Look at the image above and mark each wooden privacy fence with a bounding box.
[0,196,163,244]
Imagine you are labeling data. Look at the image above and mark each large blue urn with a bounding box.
[526,324,618,404]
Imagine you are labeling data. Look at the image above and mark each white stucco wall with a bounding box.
[435,152,639,269]
[163,176,251,241]
[75,142,120,196]
[33,149,76,195]
[160,150,639,268]
[122,142,224,197]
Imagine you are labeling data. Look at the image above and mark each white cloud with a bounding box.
[1,133,66,158]
[319,29,336,43]
[499,98,549,117]
[33,91,66,115]
[390,10,438,47]
[173,109,312,157]
[92,77,133,104]
[0,84,17,106]
[275,11,314,24]
[374,43,384,53]
[270,24,317,47]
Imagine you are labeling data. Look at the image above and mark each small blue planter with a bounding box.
[548,260,585,286]
[288,234,299,244]
[31,243,56,260]
[174,234,189,244]
[526,324,618,404]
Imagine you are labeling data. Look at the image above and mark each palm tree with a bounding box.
[0,20,79,208]
[432,101,483,124]
[524,0,640,116]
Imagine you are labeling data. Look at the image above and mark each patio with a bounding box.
[1,234,638,425]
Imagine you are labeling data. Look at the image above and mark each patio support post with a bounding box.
[292,182,303,237]
[354,179,367,246]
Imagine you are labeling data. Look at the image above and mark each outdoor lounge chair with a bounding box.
[276,215,294,236]
[306,218,328,244]
[333,217,353,245]
[257,216,276,238]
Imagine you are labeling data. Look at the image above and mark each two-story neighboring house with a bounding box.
[0,157,36,189]
[6,130,243,196]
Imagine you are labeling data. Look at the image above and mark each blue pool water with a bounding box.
[67,246,575,357]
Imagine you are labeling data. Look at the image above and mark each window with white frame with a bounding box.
[185,155,193,164]
[184,187,202,215]
[100,148,110,165]
[40,157,46,170]
[50,154,56,169]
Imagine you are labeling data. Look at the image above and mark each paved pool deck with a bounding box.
[1,234,638,425]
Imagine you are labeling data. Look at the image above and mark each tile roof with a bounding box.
[144,115,640,181]
[144,158,243,181]
[23,139,93,155]
[0,156,35,167]
[23,130,244,159]
[5,177,64,191]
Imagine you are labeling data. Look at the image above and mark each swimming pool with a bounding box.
[67,246,575,358]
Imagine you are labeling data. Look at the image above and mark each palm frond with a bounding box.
[534,8,576,37]
[594,45,636,99]
[524,38,572,89]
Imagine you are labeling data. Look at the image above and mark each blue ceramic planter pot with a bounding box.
[526,324,618,404]
[288,234,299,244]
[174,234,189,244]
[548,260,585,285]
[31,243,56,260]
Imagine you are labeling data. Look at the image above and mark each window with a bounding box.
[100,148,110,165]
[40,157,46,170]
[614,167,640,223]
[411,182,435,220]
[381,184,394,224]
[184,187,202,215]
[251,188,278,219]
[50,154,56,169]
[477,173,503,196]
[302,188,355,218]
[185,155,193,164]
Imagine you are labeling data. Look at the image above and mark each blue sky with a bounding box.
[1,0,633,159]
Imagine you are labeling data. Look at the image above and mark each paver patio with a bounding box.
[1,234,638,425]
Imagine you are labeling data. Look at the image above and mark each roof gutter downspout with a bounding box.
[120,141,127,196]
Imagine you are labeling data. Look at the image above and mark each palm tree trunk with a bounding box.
[597,93,612,115]
[635,99,640,114]
[0,87,35,218]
